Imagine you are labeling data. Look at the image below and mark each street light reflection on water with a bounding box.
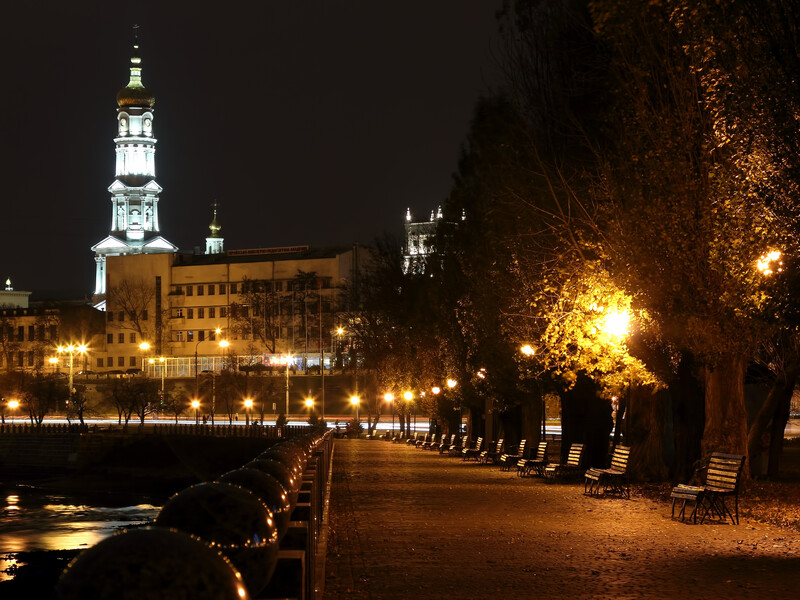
[0,491,160,582]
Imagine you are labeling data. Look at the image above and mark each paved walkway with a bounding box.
[324,439,800,599]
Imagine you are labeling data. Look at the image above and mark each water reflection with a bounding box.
[0,488,160,582]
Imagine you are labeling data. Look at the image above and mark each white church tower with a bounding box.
[92,26,177,302]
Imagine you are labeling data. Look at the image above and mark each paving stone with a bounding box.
[325,439,800,599]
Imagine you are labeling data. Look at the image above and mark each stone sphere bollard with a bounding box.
[245,458,299,507]
[53,527,249,599]
[217,467,292,541]
[155,482,279,597]
[259,447,304,481]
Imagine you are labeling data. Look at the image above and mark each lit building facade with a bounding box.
[402,206,461,274]
[101,243,366,375]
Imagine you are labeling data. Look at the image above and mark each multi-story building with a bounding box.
[0,281,105,374]
[100,241,365,376]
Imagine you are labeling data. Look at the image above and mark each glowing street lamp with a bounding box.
[138,341,151,370]
[601,310,630,339]
[8,399,19,424]
[244,398,253,425]
[757,249,783,276]
[48,356,59,374]
[447,378,457,389]
[191,399,200,425]
[431,386,441,395]
[350,395,360,424]
[520,344,535,357]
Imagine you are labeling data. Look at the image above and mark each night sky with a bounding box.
[0,1,503,296]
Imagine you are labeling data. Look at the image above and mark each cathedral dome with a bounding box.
[117,41,155,108]
[117,83,155,108]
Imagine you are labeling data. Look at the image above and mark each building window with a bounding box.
[208,284,215,295]
[209,329,216,341]
[175,308,183,318]
[187,330,195,342]
[27,351,34,366]
[38,325,45,340]
[175,285,183,294]
[220,307,227,318]
[198,308,205,319]
[142,310,149,320]
[118,356,125,367]
[108,311,113,322]
[28,325,35,341]
[119,311,124,321]
[186,286,193,296]
[108,333,114,344]
[209,307,216,318]
[50,325,57,340]
[230,283,238,294]
[199,330,205,342]
[220,283,226,294]
[197,285,204,296]
[118,333,125,344]
[17,326,23,340]
[188,308,194,319]
[130,333,137,343]
[275,281,283,292]
[176,331,184,342]
[97,357,104,368]
[130,356,137,367]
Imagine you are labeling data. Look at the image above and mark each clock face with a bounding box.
[120,118,127,127]
[144,118,152,128]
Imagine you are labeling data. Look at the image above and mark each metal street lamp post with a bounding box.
[57,344,87,409]
[283,354,292,416]
[350,395,360,427]
[384,393,394,435]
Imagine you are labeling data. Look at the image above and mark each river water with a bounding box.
[0,484,161,582]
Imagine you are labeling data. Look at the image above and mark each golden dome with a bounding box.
[116,44,155,108]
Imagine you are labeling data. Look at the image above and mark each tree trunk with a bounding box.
[560,372,609,466]
[670,353,705,484]
[627,386,669,481]
[767,385,792,479]
[747,366,798,477]
[702,354,749,473]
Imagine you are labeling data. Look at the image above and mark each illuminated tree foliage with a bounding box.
[536,266,660,394]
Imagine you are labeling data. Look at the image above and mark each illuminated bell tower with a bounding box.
[92,27,177,301]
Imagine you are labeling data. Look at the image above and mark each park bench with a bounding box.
[499,439,527,471]
[449,435,468,457]
[479,438,504,464]
[462,437,484,461]
[517,441,548,477]
[415,433,431,448]
[544,443,584,481]
[423,433,441,450]
[584,444,631,498]
[405,432,420,446]
[671,452,745,524]
[438,434,456,454]
[428,433,445,451]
